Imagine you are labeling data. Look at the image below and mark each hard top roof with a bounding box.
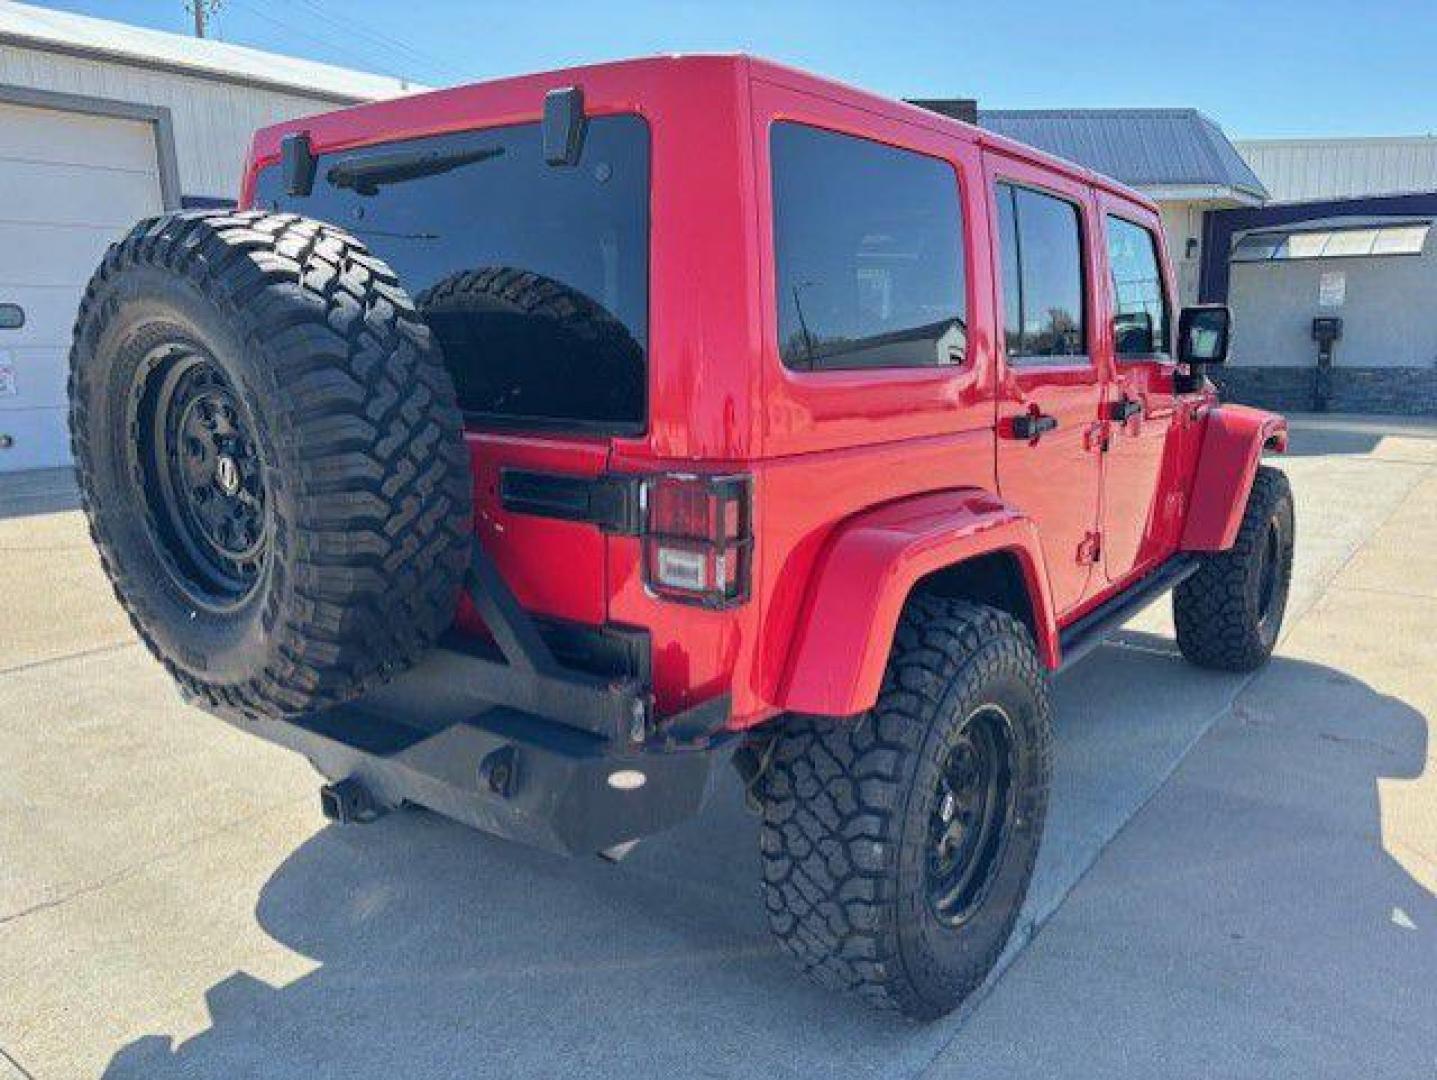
[248,53,1156,213]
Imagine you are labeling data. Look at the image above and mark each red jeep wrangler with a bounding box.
[69,56,1293,1018]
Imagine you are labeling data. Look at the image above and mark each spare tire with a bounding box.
[69,210,473,720]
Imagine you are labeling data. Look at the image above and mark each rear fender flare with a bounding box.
[1182,404,1288,552]
[777,489,1058,717]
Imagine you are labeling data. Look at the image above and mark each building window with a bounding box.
[1231,221,1431,262]
[996,183,1087,363]
[1105,216,1171,359]
[771,123,967,371]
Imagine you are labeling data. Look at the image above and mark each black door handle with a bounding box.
[1010,413,1059,440]
[1109,397,1142,422]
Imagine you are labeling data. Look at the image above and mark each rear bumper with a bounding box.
[217,646,736,856]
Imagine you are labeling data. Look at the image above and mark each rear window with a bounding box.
[253,115,650,434]
[771,122,967,371]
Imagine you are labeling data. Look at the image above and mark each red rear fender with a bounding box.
[1182,405,1288,552]
[777,489,1058,717]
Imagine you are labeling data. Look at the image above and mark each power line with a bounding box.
[286,0,468,83]
[225,0,433,84]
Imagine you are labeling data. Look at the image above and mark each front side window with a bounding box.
[771,123,967,371]
[995,183,1087,363]
[1106,215,1171,358]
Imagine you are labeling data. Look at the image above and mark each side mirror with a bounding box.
[1113,310,1154,355]
[1178,305,1230,365]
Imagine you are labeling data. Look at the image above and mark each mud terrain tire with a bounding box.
[755,597,1053,1019]
[69,210,472,720]
[1174,465,1295,672]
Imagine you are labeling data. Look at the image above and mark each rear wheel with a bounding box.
[755,597,1052,1019]
[70,211,473,719]
[1174,465,1295,672]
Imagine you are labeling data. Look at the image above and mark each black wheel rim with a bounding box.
[130,342,269,609]
[1255,519,1281,627]
[926,705,1018,928]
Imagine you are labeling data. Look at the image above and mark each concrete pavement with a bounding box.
[0,415,1432,1078]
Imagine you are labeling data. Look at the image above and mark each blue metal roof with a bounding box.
[978,108,1269,201]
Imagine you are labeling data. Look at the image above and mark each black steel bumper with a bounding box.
[215,546,737,856]
[217,645,735,855]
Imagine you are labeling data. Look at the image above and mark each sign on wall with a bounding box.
[1319,271,1346,308]
[0,351,16,397]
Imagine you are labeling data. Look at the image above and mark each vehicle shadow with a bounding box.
[101,646,1432,1080]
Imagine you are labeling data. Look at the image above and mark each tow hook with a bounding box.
[319,777,387,825]
[479,744,520,798]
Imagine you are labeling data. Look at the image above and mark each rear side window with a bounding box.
[996,183,1086,363]
[771,123,967,371]
[1106,216,1171,358]
[253,115,649,434]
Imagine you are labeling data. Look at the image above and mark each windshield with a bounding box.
[254,114,650,434]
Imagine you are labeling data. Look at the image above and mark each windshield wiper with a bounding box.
[327,145,504,195]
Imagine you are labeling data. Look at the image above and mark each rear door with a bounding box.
[984,154,1106,617]
[1096,197,1184,583]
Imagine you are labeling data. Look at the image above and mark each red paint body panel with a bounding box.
[239,55,1284,730]
[780,490,1056,716]
[1181,405,1289,551]
[453,433,611,632]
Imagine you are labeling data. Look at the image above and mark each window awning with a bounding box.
[1231,221,1430,262]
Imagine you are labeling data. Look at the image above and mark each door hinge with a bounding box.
[1077,531,1102,565]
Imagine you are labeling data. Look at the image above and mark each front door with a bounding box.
[985,155,1106,617]
[1096,199,1183,584]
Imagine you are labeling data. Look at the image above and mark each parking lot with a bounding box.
[1,413,1433,1080]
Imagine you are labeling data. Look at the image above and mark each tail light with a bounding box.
[642,473,752,608]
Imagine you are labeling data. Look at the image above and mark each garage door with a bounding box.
[0,100,164,472]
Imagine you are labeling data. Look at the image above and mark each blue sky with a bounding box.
[48,1,1437,138]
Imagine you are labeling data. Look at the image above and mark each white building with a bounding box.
[0,0,421,471]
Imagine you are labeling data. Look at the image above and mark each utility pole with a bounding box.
[188,0,220,38]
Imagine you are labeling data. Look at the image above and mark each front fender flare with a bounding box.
[1182,404,1288,552]
[777,489,1058,717]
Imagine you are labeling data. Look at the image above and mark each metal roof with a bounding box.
[1234,136,1437,203]
[0,0,425,103]
[978,108,1269,203]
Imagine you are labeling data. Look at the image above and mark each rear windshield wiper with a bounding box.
[327,145,504,195]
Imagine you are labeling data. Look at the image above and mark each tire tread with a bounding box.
[69,210,472,719]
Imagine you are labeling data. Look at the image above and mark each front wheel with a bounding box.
[755,597,1052,1019]
[1174,465,1295,672]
